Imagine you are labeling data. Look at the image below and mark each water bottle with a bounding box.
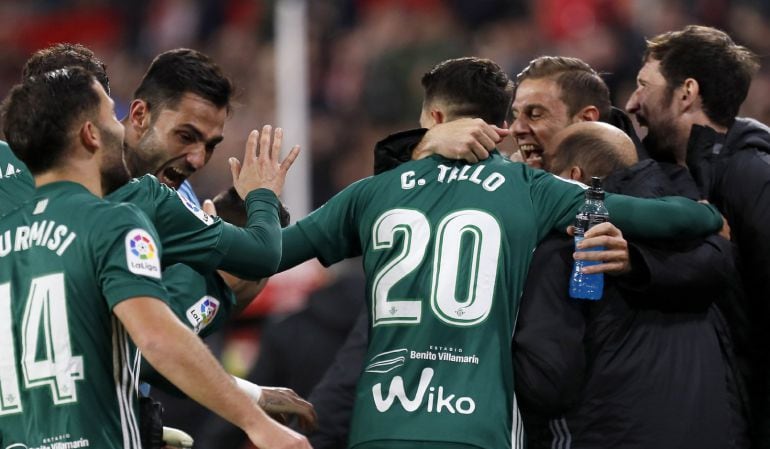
[569,177,609,300]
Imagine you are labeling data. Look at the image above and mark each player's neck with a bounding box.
[35,162,103,197]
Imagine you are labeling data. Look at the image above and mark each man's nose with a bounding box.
[625,90,641,113]
[186,145,207,170]
[511,116,530,136]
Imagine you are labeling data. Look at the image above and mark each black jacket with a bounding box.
[683,118,770,448]
[514,158,747,449]
[514,236,741,449]
[307,311,368,449]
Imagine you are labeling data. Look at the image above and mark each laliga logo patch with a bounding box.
[177,191,215,226]
[125,229,161,279]
[130,233,156,260]
[186,296,220,334]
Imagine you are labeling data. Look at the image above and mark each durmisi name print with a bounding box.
[0,220,76,258]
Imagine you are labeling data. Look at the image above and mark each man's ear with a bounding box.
[79,121,100,154]
[128,99,151,134]
[679,78,700,110]
[569,166,584,182]
[430,109,445,125]
[575,105,600,122]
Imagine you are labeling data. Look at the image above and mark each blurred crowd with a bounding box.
[1,0,770,206]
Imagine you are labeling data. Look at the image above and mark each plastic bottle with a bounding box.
[569,177,609,300]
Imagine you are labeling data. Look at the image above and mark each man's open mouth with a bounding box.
[158,166,189,189]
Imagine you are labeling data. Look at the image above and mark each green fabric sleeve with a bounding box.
[278,180,368,272]
[604,194,723,239]
[108,176,224,272]
[278,223,320,272]
[215,188,282,280]
[96,203,169,309]
[528,169,722,240]
[0,140,35,217]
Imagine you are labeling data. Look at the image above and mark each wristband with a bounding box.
[234,376,263,403]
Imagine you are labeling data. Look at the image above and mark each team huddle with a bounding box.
[0,23,768,449]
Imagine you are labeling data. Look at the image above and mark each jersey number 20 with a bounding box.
[372,208,501,327]
[0,274,84,415]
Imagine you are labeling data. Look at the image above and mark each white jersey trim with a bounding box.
[511,392,524,449]
[112,316,141,449]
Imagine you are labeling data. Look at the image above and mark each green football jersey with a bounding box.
[161,264,235,337]
[106,175,281,278]
[0,141,272,346]
[137,264,234,394]
[0,140,34,218]
[0,181,168,449]
[288,153,724,449]
[0,142,281,278]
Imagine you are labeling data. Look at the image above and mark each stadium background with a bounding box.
[2,0,770,209]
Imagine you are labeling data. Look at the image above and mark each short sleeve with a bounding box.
[0,141,35,217]
[294,180,368,266]
[93,202,168,309]
[528,169,585,238]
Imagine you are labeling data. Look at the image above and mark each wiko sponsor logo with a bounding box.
[372,367,476,415]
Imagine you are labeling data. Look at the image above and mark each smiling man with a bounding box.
[510,56,610,169]
[624,25,770,448]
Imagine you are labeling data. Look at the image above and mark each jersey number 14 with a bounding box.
[0,273,84,415]
[372,208,501,327]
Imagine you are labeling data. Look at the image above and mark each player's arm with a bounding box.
[411,118,510,162]
[210,126,301,279]
[114,296,310,449]
[213,189,282,278]
[278,178,367,272]
[234,377,317,432]
[372,119,509,175]
[137,126,296,278]
[603,194,723,239]
[278,224,319,271]
[221,272,268,315]
[531,169,723,241]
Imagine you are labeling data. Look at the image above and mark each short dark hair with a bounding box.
[516,56,611,119]
[2,67,100,174]
[645,25,759,127]
[550,129,632,179]
[133,48,234,113]
[421,57,514,127]
[22,43,110,95]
